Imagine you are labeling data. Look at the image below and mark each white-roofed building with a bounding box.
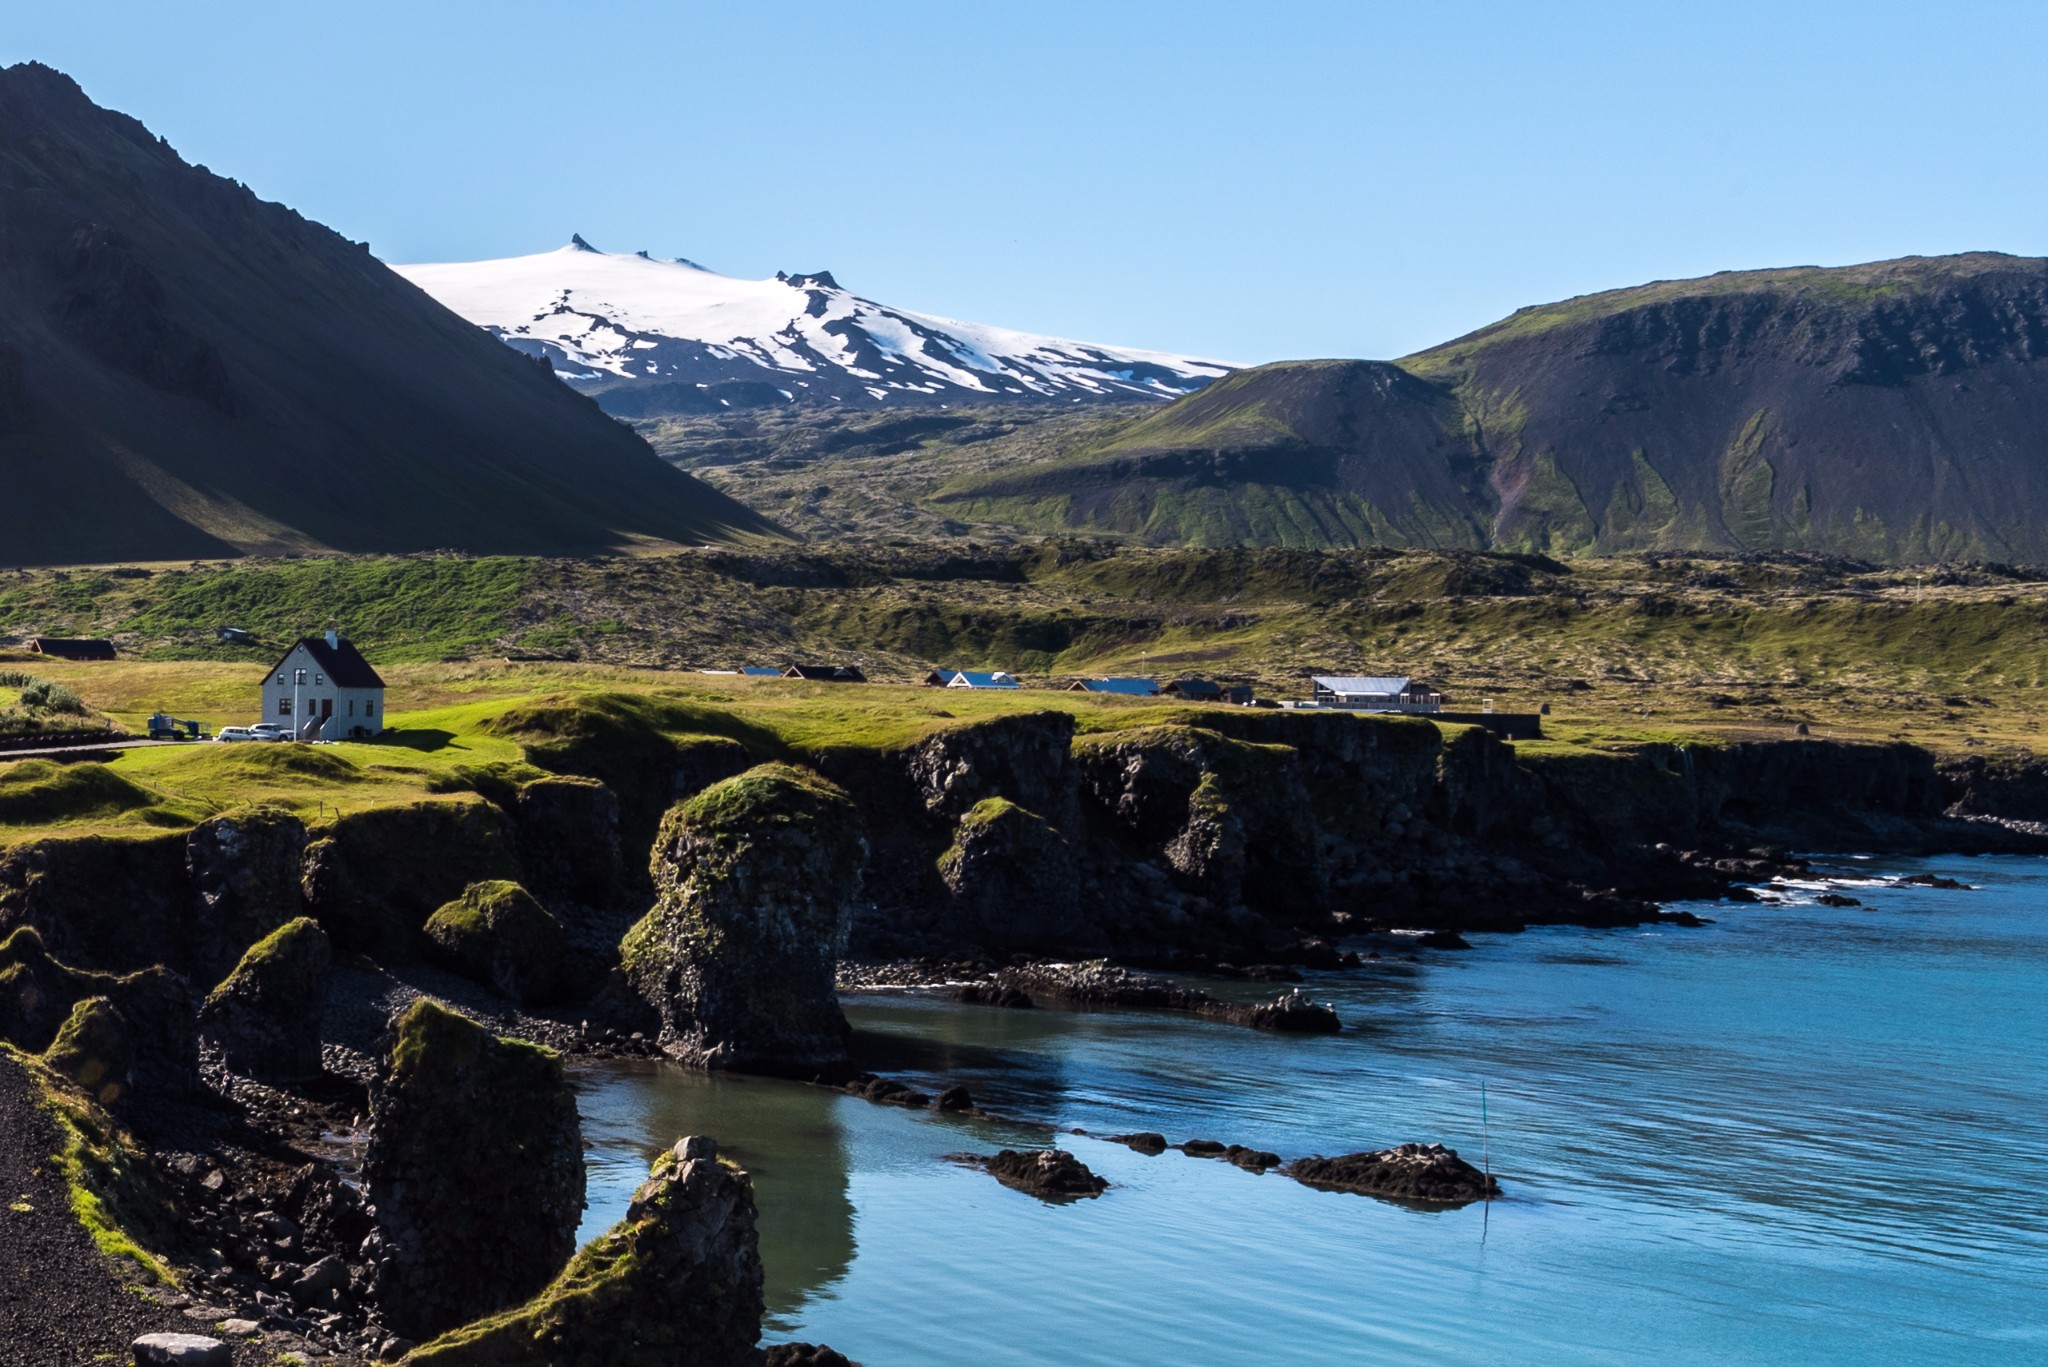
[1308,676,1444,713]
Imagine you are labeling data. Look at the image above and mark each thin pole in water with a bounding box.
[1480,1078,1493,1240]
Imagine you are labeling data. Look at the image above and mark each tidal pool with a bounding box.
[572,855,2048,1365]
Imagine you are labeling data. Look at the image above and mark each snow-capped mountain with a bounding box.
[392,238,1231,413]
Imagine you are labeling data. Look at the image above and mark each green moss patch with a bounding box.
[0,761,157,825]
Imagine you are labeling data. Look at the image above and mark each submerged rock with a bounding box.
[1287,1142,1500,1205]
[972,1148,1108,1201]
[993,961,1341,1034]
[952,982,1034,1008]
[1246,988,1342,1034]
[764,1346,861,1367]
[423,880,568,1006]
[1109,1131,1168,1155]
[1815,892,1863,907]
[620,764,866,1075]
[365,1000,585,1342]
[198,916,331,1082]
[401,1135,764,1367]
[1897,872,1971,889]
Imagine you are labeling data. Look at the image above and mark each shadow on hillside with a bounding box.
[363,728,459,754]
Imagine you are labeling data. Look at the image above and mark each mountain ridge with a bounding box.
[393,239,1232,416]
[0,62,781,567]
[929,251,2048,562]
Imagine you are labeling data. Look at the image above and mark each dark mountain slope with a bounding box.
[0,63,780,566]
[931,360,1492,549]
[934,254,2048,562]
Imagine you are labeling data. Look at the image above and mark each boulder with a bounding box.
[43,996,134,1106]
[973,1148,1107,1201]
[1286,1142,1500,1205]
[422,880,568,1006]
[935,798,1090,952]
[1246,989,1343,1034]
[365,1000,585,1342]
[1109,1131,1168,1155]
[619,764,865,1075]
[764,1347,860,1367]
[185,807,307,977]
[400,1135,764,1367]
[198,916,332,1082]
[131,1333,231,1366]
[905,711,1080,831]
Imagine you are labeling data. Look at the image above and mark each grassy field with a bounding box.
[2,543,2046,846]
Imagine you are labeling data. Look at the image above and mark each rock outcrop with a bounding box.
[0,927,199,1101]
[935,798,1089,952]
[197,917,332,1082]
[513,776,624,908]
[422,880,568,1007]
[620,764,865,1075]
[301,797,520,958]
[184,807,307,979]
[1287,1143,1500,1205]
[401,1135,764,1367]
[364,1000,585,1342]
[991,961,1340,1033]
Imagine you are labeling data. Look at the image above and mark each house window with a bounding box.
[314,675,324,686]
[365,700,374,717]
[278,698,293,716]
[348,700,356,717]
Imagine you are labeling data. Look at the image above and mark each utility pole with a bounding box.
[293,668,306,740]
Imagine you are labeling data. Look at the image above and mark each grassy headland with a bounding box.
[1,543,2045,846]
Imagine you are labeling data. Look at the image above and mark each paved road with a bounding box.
[0,738,181,761]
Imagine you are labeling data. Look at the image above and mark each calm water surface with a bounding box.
[572,855,2048,1365]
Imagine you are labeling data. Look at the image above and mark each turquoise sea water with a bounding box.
[571,855,2048,1365]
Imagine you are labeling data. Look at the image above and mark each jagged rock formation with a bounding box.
[300,797,520,957]
[620,764,866,1074]
[936,798,1088,952]
[1287,1143,1500,1205]
[184,808,307,980]
[402,1135,766,1367]
[934,254,2048,562]
[422,880,568,1006]
[197,917,332,1082]
[512,777,624,908]
[363,1000,585,1342]
[0,927,199,1101]
[0,61,778,567]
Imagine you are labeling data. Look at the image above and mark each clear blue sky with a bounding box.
[8,1,2045,363]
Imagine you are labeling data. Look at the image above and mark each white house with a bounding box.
[261,631,387,739]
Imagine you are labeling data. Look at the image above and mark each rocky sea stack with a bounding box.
[403,1135,766,1367]
[363,1000,586,1342]
[620,763,866,1075]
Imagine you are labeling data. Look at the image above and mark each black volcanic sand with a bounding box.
[0,1052,264,1366]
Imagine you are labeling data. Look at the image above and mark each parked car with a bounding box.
[249,723,290,742]
[214,726,259,743]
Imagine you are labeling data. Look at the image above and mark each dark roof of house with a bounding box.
[265,636,386,689]
[29,637,116,660]
[1067,677,1157,695]
[1162,678,1222,697]
[782,664,868,683]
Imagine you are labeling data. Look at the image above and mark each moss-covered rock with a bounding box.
[0,927,198,1100]
[0,832,192,975]
[198,916,332,1082]
[403,1135,763,1367]
[364,1000,585,1342]
[620,763,865,1075]
[423,881,567,1007]
[905,711,1080,830]
[185,806,307,978]
[936,798,1090,953]
[300,797,520,959]
[41,996,133,1106]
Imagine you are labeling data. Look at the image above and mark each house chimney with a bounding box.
[325,629,339,649]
